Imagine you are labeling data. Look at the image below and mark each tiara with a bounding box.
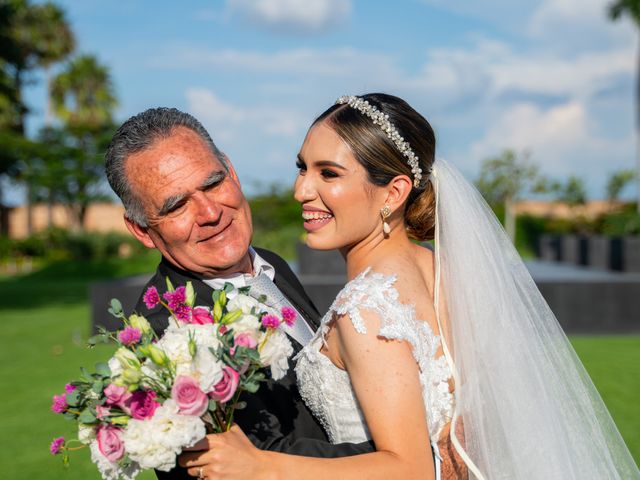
[335,95,422,188]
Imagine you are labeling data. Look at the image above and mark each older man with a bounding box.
[105,107,373,478]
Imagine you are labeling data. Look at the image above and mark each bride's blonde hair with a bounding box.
[312,93,437,241]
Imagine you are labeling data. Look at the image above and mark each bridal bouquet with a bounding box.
[49,280,296,480]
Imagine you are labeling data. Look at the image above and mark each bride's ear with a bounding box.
[384,174,413,213]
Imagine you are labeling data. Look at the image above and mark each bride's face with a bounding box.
[294,122,386,251]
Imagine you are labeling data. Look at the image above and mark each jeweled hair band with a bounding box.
[335,95,423,188]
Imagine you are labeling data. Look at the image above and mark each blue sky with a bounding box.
[15,0,637,203]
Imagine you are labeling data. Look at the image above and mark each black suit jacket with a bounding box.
[134,249,375,479]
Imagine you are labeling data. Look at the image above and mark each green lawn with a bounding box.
[1,256,638,479]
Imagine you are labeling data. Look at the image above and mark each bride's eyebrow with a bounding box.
[297,153,347,170]
[309,159,348,170]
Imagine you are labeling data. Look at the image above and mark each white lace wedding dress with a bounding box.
[295,267,453,479]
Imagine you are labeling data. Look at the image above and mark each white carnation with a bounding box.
[78,424,95,445]
[122,400,206,472]
[227,294,260,314]
[259,329,294,380]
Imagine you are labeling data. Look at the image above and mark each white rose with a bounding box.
[193,352,224,392]
[108,356,122,377]
[259,330,294,380]
[228,314,261,337]
[227,294,260,314]
[78,424,95,445]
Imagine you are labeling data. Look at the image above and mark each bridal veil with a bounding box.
[430,158,639,479]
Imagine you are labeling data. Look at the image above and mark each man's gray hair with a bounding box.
[105,107,226,227]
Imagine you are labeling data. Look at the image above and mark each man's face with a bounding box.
[124,127,253,277]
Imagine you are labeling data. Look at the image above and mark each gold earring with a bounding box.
[380,204,391,236]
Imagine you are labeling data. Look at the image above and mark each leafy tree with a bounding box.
[0,0,75,232]
[609,0,640,213]
[31,124,114,230]
[557,176,587,207]
[606,168,636,202]
[475,149,546,242]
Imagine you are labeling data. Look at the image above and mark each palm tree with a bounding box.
[51,54,117,131]
[609,0,640,213]
[30,2,75,226]
[32,2,75,126]
[50,54,117,229]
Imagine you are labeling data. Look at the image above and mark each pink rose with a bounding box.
[172,375,209,416]
[126,390,160,420]
[234,332,257,350]
[104,384,132,412]
[96,425,124,462]
[209,366,240,404]
[191,307,214,325]
[96,405,111,420]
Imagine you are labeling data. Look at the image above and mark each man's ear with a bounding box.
[124,215,156,249]
[384,174,413,213]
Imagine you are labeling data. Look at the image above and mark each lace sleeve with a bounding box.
[321,268,454,441]
[326,268,440,362]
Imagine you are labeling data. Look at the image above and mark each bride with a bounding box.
[181,93,639,479]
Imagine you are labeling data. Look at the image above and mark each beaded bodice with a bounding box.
[295,268,454,444]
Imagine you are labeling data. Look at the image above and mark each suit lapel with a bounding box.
[272,269,320,331]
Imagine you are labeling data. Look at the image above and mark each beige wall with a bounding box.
[514,200,619,220]
[8,203,128,239]
[6,199,621,239]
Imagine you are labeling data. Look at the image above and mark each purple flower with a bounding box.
[118,326,142,346]
[50,437,65,455]
[51,394,67,414]
[174,304,192,323]
[64,383,76,394]
[281,306,297,327]
[261,314,281,329]
[163,286,186,310]
[143,286,160,309]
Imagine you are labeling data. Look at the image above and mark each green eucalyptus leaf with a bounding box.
[244,382,259,393]
[110,298,123,315]
[66,390,80,406]
[95,362,111,378]
[63,412,76,421]
[78,409,96,424]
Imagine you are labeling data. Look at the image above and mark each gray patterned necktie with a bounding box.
[245,273,315,346]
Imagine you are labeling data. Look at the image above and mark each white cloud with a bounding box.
[528,0,635,51]
[466,100,634,193]
[226,0,351,34]
[153,46,396,78]
[185,87,305,143]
